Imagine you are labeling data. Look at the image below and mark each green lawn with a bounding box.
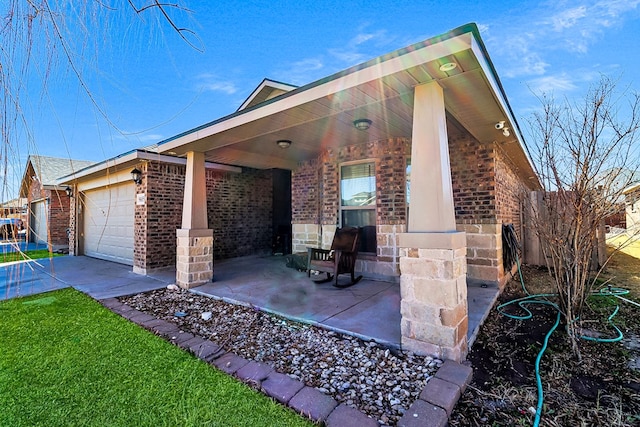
[0,249,64,264]
[0,289,313,427]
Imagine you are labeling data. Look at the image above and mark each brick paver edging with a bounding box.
[100,298,472,427]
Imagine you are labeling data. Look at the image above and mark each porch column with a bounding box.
[176,151,213,289]
[399,82,468,361]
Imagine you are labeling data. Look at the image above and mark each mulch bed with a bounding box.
[450,265,640,426]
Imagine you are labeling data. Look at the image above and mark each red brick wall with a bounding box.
[292,159,321,224]
[495,148,527,238]
[448,125,497,223]
[136,162,184,271]
[48,190,71,246]
[207,168,273,259]
[292,124,534,233]
[134,161,274,270]
[292,138,411,226]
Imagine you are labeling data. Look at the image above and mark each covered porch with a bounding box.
[157,23,537,361]
[193,255,499,351]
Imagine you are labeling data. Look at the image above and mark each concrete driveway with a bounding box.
[0,256,172,300]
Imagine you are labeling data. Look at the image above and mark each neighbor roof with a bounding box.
[20,155,95,197]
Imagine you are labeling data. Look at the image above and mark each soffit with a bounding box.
[156,27,538,185]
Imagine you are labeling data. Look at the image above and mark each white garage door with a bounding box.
[31,200,48,244]
[83,183,135,265]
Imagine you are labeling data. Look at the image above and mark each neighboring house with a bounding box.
[60,23,541,361]
[19,155,94,246]
[0,197,27,219]
[0,198,28,240]
[623,183,640,232]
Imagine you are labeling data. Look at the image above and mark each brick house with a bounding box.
[60,23,541,361]
[19,155,94,247]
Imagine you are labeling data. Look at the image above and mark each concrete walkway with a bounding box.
[0,256,171,300]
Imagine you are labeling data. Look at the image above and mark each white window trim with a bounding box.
[339,159,377,254]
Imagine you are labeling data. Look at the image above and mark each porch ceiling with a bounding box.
[156,24,538,185]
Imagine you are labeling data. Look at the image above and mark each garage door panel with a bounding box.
[31,200,48,244]
[83,183,134,265]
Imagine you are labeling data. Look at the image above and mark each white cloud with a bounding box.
[329,28,393,66]
[196,73,237,94]
[547,5,587,31]
[277,26,396,85]
[527,74,578,95]
[486,0,640,78]
[291,57,324,73]
[277,57,325,86]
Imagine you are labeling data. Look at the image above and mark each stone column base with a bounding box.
[398,232,468,362]
[176,228,213,289]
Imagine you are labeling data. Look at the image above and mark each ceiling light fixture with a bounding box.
[353,118,372,131]
[439,62,457,72]
[276,139,292,149]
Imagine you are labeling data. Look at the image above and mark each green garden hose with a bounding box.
[497,254,632,427]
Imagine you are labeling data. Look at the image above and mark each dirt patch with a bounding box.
[450,258,640,427]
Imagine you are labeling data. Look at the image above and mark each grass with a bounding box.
[0,288,313,427]
[0,249,64,264]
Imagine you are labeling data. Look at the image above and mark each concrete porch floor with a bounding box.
[1,253,500,352]
[196,255,500,351]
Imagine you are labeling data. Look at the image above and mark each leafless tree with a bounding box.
[1,1,199,202]
[527,76,640,358]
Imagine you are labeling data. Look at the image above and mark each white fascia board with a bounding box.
[56,151,241,185]
[469,37,523,142]
[159,33,474,154]
[470,37,538,176]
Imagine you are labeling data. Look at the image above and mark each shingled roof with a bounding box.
[20,155,95,197]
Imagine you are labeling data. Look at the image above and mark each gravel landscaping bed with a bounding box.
[120,288,442,425]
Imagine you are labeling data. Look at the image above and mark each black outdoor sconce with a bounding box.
[131,168,142,185]
[65,186,73,198]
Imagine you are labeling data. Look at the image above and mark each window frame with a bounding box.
[339,159,377,254]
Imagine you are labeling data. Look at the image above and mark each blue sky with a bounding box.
[4,0,640,198]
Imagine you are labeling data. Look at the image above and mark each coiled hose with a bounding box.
[497,225,632,427]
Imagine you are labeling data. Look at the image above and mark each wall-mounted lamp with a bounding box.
[276,139,292,149]
[65,186,73,198]
[353,118,372,131]
[131,168,142,185]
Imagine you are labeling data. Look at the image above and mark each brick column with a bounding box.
[176,151,213,289]
[399,81,468,361]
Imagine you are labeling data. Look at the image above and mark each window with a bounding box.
[340,162,376,253]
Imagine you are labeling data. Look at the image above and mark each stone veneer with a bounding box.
[176,229,214,289]
[399,233,468,361]
[456,223,502,285]
[297,223,405,282]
